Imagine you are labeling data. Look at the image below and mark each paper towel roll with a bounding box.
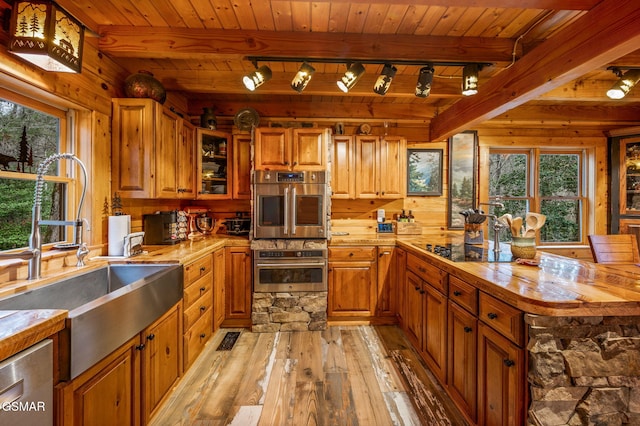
[108,215,131,256]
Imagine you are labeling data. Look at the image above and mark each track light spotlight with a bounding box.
[415,65,435,98]
[606,69,640,99]
[291,62,316,93]
[461,64,480,96]
[373,64,397,95]
[337,63,365,93]
[243,65,272,91]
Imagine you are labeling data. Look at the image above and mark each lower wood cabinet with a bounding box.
[224,246,252,326]
[328,246,377,317]
[404,270,424,348]
[212,248,225,331]
[477,322,525,426]
[57,301,182,426]
[183,254,213,370]
[376,246,397,317]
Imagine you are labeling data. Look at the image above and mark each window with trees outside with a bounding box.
[488,148,586,245]
[0,93,69,251]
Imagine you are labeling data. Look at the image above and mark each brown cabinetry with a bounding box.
[611,132,640,235]
[183,254,213,370]
[58,302,182,426]
[354,135,406,199]
[255,127,329,171]
[232,133,252,199]
[376,246,396,317]
[224,246,252,326]
[328,246,377,317]
[196,129,231,199]
[331,135,355,198]
[112,98,194,199]
[212,248,226,331]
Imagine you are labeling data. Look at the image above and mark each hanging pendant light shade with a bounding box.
[9,1,84,73]
[461,64,479,96]
[243,65,272,91]
[337,63,365,93]
[291,62,316,93]
[373,64,397,96]
[415,65,435,98]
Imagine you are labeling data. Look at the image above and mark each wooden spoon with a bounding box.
[511,217,523,237]
[525,213,546,231]
[498,214,512,229]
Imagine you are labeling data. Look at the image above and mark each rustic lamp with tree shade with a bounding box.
[9,0,84,73]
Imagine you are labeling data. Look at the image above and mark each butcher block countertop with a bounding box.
[329,231,640,317]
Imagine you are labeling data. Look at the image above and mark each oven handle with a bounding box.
[283,187,289,235]
[291,186,297,235]
[256,262,326,268]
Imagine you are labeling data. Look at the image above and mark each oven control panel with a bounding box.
[276,172,305,182]
[257,250,325,258]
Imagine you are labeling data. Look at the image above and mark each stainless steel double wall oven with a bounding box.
[253,170,329,292]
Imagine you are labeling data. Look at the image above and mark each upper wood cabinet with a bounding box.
[255,127,330,171]
[332,134,406,199]
[112,98,194,199]
[232,133,252,199]
[196,128,232,199]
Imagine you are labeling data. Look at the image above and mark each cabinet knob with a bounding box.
[293,161,297,166]
[487,312,498,320]
[453,291,462,296]
[415,286,420,291]
[200,266,206,272]
[200,333,206,339]
[381,192,385,195]
[349,252,354,257]
[503,359,515,367]
[146,333,155,341]
[419,289,425,294]
[464,326,473,333]
[136,343,145,351]
[284,161,289,165]
[200,306,206,312]
[200,287,206,293]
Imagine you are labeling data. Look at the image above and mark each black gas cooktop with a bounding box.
[415,242,514,263]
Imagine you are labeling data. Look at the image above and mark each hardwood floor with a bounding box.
[150,326,468,426]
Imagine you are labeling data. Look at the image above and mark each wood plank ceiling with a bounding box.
[56,0,640,140]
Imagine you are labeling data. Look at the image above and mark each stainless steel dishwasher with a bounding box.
[0,339,53,426]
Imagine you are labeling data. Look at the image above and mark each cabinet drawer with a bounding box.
[184,255,213,286]
[449,275,478,315]
[183,313,212,369]
[406,253,448,293]
[479,292,524,346]
[183,274,212,309]
[183,290,212,331]
[329,246,376,261]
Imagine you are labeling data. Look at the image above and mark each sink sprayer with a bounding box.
[0,153,89,279]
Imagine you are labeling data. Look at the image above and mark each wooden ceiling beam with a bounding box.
[429,0,640,141]
[98,27,516,63]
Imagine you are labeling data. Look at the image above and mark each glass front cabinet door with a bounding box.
[197,128,231,199]
[611,130,640,234]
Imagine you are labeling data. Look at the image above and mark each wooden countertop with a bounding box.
[0,309,66,361]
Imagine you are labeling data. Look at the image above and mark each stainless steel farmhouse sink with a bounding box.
[0,264,183,379]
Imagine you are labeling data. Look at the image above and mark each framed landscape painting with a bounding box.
[448,131,478,229]
[407,149,443,196]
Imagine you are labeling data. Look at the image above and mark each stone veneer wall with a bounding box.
[526,314,640,425]
[252,292,328,332]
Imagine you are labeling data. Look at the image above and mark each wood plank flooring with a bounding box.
[150,326,468,426]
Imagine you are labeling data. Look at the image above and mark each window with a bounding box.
[0,92,71,251]
[488,148,587,245]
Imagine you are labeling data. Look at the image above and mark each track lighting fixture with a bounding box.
[373,64,397,95]
[606,68,640,100]
[461,64,479,96]
[291,62,316,93]
[415,65,435,98]
[337,63,366,93]
[243,64,272,91]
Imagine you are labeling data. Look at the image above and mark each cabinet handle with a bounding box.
[200,333,206,339]
[200,306,206,312]
[200,266,206,273]
[349,252,354,257]
[453,291,462,296]
[415,286,420,291]
[200,287,206,293]
[136,343,145,351]
[418,266,426,273]
[487,312,498,320]
[464,326,473,333]
[419,289,425,294]
[503,359,515,367]
[293,161,297,166]
[284,161,289,165]
[146,333,155,341]
[381,191,385,195]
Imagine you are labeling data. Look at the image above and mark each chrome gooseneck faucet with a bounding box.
[0,153,89,280]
